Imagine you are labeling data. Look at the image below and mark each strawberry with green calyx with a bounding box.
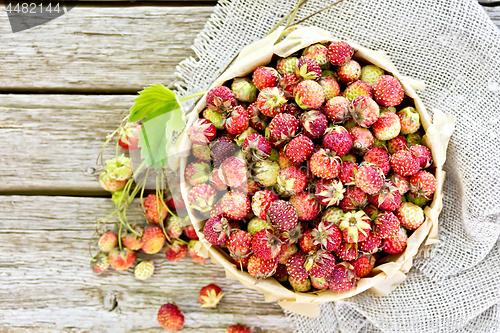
[295,57,322,81]
[165,240,188,262]
[199,284,224,309]
[188,240,208,262]
[294,80,325,110]
[397,106,420,134]
[368,180,402,211]
[188,184,217,214]
[231,77,258,103]
[276,56,299,75]
[360,65,384,85]
[99,232,118,253]
[253,66,279,91]
[339,210,371,243]
[158,303,184,332]
[324,96,350,122]
[184,161,211,187]
[206,85,236,113]
[134,260,155,280]
[253,160,280,187]
[350,126,374,155]
[312,221,342,251]
[103,154,133,181]
[91,252,110,274]
[343,80,373,102]
[280,73,300,98]
[315,178,346,207]
[256,87,287,118]
[118,123,141,150]
[328,41,354,66]
[108,247,136,270]
[188,118,217,145]
[99,172,127,192]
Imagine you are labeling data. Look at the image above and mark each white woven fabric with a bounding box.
[176,0,500,331]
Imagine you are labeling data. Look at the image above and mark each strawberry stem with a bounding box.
[180,91,206,102]
[291,0,348,26]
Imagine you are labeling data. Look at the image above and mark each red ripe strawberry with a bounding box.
[285,134,314,163]
[268,200,299,232]
[188,240,208,263]
[289,192,320,221]
[305,250,336,278]
[247,102,269,131]
[280,73,300,98]
[319,77,341,100]
[225,105,249,135]
[328,41,354,66]
[388,135,407,154]
[256,87,287,117]
[382,226,408,254]
[277,56,299,74]
[278,243,299,264]
[185,161,210,186]
[157,303,184,332]
[349,126,374,155]
[355,163,385,195]
[295,57,322,81]
[118,123,141,150]
[141,226,166,254]
[199,284,224,308]
[276,166,307,197]
[390,150,420,176]
[340,186,368,211]
[227,230,253,260]
[226,324,251,333]
[334,242,358,261]
[253,66,279,91]
[309,149,341,179]
[410,144,433,169]
[339,210,371,243]
[373,75,404,107]
[206,86,236,113]
[396,202,425,230]
[409,170,437,198]
[294,80,325,110]
[372,211,400,238]
[315,178,346,207]
[192,143,211,162]
[372,112,401,141]
[351,254,376,278]
[91,252,110,274]
[220,156,248,188]
[390,173,410,195]
[252,229,283,260]
[323,126,353,156]
[203,217,231,245]
[165,240,188,262]
[188,118,217,145]
[121,226,143,251]
[338,60,362,83]
[143,194,168,225]
[300,229,320,253]
[349,96,380,127]
[277,148,298,168]
[247,254,278,279]
[343,80,374,102]
[188,184,217,214]
[269,113,299,145]
[210,137,236,167]
[220,191,251,220]
[99,232,118,253]
[324,96,350,123]
[285,252,308,282]
[274,263,289,281]
[327,263,357,291]
[166,183,186,210]
[300,110,328,139]
[359,231,382,253]
[312,221,342,252]
[368,180,402,211]
[183,224,199,240]
[108,247,136,270]
[242,133,271,161]
[251,190,279,219]
[210,168,227,191]
[363,147,390,175]
[339,161,358,185]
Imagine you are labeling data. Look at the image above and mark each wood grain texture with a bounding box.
[0,195,291,333]
[0,6,213,92]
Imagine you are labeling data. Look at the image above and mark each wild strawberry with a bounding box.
[256,87,287,117]
[289,275,312,292]
[143,194,168,224]
[322,127,352,157]
[319,77,341,100]
[388,135,407,154]
[305,250,336,278]
[372,112,401,141]
[185,161,210,186]
[247,254,278,279]
[328,263,357,291]
[141,226,166,254]
[311,276,329,290]
[188,184,217,214]
[251,190,278,220]
[165,240,188,261]
[278,243,298,264]
[210,137,236,167]
[339,161,358,185]
[340,186,368,211]
[303,43,330,67]
[300,110,328,139]
[247,217,273,236]
[334,242,358,261]
[294,80,325,110]
[285,252,308,282]
[396,202,425,230]
[324,96,350,122]
[241,134,271,162]
[247,102,269,131]
[285,134,314,163]
[188,240,208,262]
[99,172,127,192]
[328,41,354,66]
[406,131,423,146]
[252,229,283,260]
[253,66,279,90]
[338,60,362,83]
[359,231,382,253]
[315,178,346,207]
[299,229,319,253]
[311,221,342,251]
[188,118,217,145]
[203,107,225,130]
[410,144,433,169]
[192,143,212,162]
[91,252,110,274]
[199,284,224,308]
[276,56,299,74]
[382,226,408,254]
[407,192,431,207]
[166,215,184,239]
[269,113,299,145]
[360,65,384,85]
[363,204,379,221]
[108,247,136,270]
[226,324,251,333]
[409,170,437,198]
[276,166,307,197]
[321,207,345,226]
[120,226,143,251]
[363,147,390,175]
[206,86,236,113]
[220,190,251,220]
[99,232,118,253]
[295,57,322,81]
[118,123,141,150]
[350,126,374,155]
[280,73,300,98]
[351,254,376,278]
[277,148,297,168]
[253,160,280,187]
[274,264,289,282]
[225,105,249,135]
[349,96,380,127]
[183,225,199,240]
[157,303,184,332]
[368,180,402,211]
[390,173,410,195]
[355,163,385,195]
[238,178,262,198]
[373,75,404,107]
[220,156,248,188]
[397,106,420,134]
[231,77,258,103]
[268,200,299,232]
[372,211,400,238]
[339,210,371,243]
[343,80,373,102]
[227,230,252,260]
[390,150,420,176]
[134,260,155,280]
[210,168,227,191]
[309,149,341,179]
[290,191,320,221]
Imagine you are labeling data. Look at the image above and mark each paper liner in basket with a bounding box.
[171,26,455,317]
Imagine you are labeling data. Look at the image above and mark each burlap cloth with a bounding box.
[171,0,500,331]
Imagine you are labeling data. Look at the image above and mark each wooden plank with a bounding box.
[0,195,291,332]
[0,6,213,92]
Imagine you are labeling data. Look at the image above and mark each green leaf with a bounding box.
[129,84,177,122]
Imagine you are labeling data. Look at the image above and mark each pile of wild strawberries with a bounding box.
[186,41,436,293]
